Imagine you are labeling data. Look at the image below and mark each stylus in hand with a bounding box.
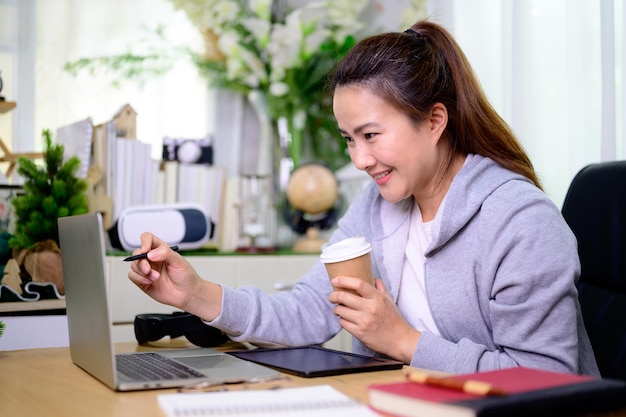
[123,246,179,262]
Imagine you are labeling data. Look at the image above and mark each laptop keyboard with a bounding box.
[116,352,206,381]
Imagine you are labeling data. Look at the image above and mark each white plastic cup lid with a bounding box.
[320,237,372,263]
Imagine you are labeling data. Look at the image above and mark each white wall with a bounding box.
[0,315,69,350]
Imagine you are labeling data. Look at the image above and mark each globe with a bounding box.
[287,163,338,214]
[285,163,340,253]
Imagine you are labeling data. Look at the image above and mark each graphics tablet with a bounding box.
[227,346,404,378]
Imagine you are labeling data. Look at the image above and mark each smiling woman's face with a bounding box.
[333,85,446,204]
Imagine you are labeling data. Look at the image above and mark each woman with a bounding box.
[128,20,599,375]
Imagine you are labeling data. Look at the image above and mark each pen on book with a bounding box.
[405,369,509,397]
[123,246,179,262]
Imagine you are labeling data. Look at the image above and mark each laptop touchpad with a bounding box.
[174,355,229,370]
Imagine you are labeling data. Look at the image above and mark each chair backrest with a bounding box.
[562,161,626,379]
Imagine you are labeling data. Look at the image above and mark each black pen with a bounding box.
[123,245,179,262]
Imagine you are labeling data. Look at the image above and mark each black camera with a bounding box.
[162,136,213,164]
[134,312,229,347]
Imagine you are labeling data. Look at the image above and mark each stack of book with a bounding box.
[161,159,226,245]
[91,119,161,226]
[368,367,626,417]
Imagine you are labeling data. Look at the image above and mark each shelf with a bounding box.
[0,299,66,314]
[0,101,16,114]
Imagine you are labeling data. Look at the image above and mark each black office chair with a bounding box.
[562,160,626,379]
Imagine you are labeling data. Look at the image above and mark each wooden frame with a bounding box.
[0,138,44,178]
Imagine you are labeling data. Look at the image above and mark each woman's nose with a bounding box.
[349,144,375,171]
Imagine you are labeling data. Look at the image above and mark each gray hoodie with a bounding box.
[211,154,600,376]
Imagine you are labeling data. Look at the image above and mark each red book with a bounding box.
[369,367,626,417]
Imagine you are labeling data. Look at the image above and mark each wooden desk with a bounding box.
[2,341,626,417]
[0,341,405,417]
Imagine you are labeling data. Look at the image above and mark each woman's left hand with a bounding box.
[328,277,421,364]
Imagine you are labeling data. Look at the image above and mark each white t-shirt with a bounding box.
[397,200,441,335]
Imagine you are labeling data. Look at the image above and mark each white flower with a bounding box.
[239,48,267,87]
[267,22,302,77]
[303,30,330,59]
[242,17,271,48]
[213,1,241,28]
[293,108,307,130]
[249,0,272,22]
[217,30,243,58]
[297,2,327,30]
[269,81,289,97]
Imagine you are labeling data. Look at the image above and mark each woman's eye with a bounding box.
[364,133,376,139]
[343,135,353,143]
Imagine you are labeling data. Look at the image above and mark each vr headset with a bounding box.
[109,203,213,251]
[134,312,229,347]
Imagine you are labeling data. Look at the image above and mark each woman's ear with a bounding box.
[429,103,448,135]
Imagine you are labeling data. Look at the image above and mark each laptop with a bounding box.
[58,212,281,391]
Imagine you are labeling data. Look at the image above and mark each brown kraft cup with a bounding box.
[320,237,374,294]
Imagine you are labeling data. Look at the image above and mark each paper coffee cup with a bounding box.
[320,237,374,293]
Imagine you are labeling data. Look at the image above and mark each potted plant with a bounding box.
[8,129,89,295]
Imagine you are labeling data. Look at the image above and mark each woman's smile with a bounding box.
[371,169,392,184]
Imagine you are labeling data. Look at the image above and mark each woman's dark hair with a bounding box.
[328,20,542,190]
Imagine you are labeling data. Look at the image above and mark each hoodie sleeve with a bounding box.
[205,191,379,347]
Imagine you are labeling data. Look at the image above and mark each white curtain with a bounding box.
[429,0,625,207]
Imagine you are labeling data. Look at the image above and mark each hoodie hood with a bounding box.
[429,154,533,255]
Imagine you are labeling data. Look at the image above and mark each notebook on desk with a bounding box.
[58,212,280,392]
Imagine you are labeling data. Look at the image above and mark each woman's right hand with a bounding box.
[127,232,223,321]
